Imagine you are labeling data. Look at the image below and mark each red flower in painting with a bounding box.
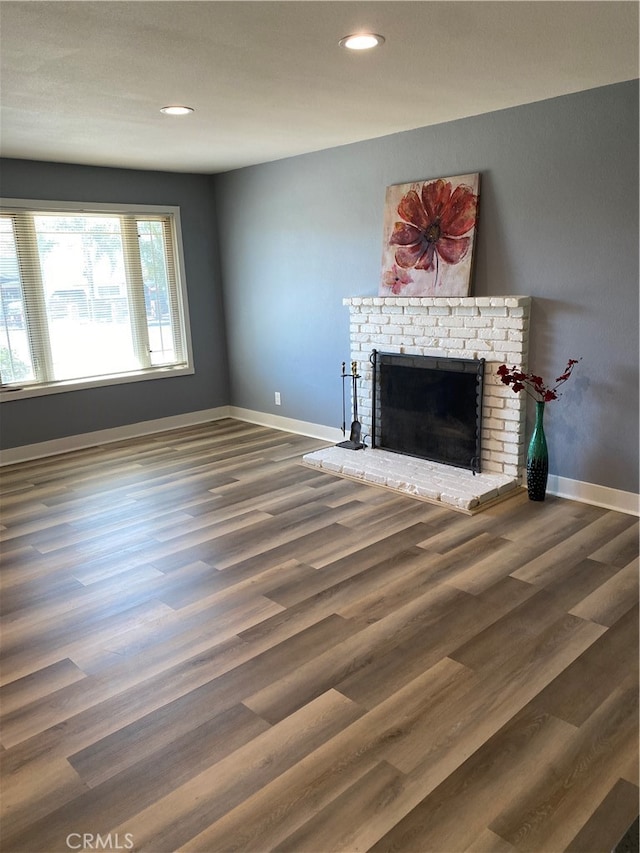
[382,263,414,294]
[389,180,478,280]
[497,359,581,402]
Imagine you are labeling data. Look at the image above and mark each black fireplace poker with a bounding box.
[337,360,365,450]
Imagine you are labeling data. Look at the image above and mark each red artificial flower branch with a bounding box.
[497,358,581,402]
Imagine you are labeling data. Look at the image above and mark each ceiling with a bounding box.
[1,1,638,174]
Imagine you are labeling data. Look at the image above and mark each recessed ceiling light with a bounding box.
[339,33,385,50]
[160,105,194,116]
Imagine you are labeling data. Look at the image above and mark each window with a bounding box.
[0,200,193,398]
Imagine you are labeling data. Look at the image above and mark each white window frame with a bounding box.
[0,198,194,402]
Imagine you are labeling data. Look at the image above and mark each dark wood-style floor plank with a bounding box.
[1,419,637,852]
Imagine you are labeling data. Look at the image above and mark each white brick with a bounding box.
[483,417,504,430]
[493,317,526,330]
[403,306,435,317]
[464,317,492,327]
[483,461,504,474]
[488,407,511,419]
[453,306,479,316]
[485,396,504,409]
[501,340,526,353]
[486,450,515,465]
[501,408,524,422]
[481,307,509,317]
[488,328,508,341]
[508,329,527,342]
[415,336,442,348]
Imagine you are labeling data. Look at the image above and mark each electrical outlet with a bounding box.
[274,391,281,405]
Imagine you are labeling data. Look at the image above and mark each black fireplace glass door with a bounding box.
[374,353,484,471]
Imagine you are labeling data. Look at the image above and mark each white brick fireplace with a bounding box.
[346,296,531,478]
[304,296,531,511]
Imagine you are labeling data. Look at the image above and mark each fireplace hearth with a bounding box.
[302,445,518,512]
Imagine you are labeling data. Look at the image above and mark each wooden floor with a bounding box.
[1,419,638,853]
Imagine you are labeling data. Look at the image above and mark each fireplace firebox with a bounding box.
[370,350,485,473]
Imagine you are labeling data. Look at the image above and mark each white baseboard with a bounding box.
[228,407,344,444]
[0,407,232,466]
[546,474,639,517]
[2,407,637,517]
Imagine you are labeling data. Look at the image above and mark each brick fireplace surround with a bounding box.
[304,296,531,511]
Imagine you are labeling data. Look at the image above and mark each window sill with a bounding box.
[0,365,195,402]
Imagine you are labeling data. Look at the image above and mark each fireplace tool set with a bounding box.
[337,361,365,450]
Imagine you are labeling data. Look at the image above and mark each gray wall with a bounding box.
[0,159,230,446]
[215,81,639,494]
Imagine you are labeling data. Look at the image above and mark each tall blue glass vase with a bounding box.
[527,401,548,501]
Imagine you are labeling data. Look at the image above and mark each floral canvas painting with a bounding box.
[380,173,480,297]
